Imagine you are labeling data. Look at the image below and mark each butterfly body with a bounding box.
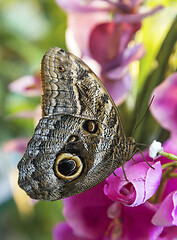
[18,47,135,200]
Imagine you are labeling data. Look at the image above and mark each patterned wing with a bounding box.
[41,47,124,135]
[18,47,126,200]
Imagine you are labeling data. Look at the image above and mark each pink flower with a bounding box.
[52,66,177,235]
[53,202,163,240]
[148,73,177,238]
[150,73,177,135]
[3,138,29,154]
[52,70,177,238]
[53,154,163,239]
[53,222,87,240]
[8,72,42,123]
[89,21,145,104]
[120,202,163,240]
[152,191,177,227]
[150,73,177,200]
[56,0,162,15]
[53,161,163,240]
[62,182,112,239]
[104,161,162,207]
[56,0,162,104]
[9,73,41,96]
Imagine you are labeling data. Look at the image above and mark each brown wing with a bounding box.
[41,47,125,138]
[18,47,127,200]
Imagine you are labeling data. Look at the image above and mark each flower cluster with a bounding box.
[51,1,177,240]
[53,73,177,240]
[56,0,162,104]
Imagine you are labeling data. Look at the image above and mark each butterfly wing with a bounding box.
[18,47,125,200]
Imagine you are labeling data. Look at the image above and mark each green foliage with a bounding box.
[0,0,66,142]
[0,198,64,240]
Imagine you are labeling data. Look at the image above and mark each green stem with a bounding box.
[133,16,177,143]
[159,151,177,161]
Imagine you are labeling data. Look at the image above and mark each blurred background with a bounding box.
[0,0,176,239]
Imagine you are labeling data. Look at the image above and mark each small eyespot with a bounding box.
[54,153,83,180]
[83,120,98,134]
[67,135,79,143]
[57,66,66,72]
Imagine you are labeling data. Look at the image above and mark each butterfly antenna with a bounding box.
[135,142,149,147]
[132,95,155,135]
[131,101,140,134]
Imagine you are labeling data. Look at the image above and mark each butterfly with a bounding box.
[17,47,135,200]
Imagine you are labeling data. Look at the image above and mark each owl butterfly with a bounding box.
[18,47,136,201]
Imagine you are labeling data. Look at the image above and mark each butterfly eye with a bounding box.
[83,120,98,134]
[57,66,66,72]
[54,153,83,180]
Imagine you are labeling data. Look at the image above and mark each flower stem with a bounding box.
[150,151,177,203]
[159,150,177,161]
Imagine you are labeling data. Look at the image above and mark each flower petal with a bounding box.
[3,138,29,154]
[102,72,131,105]
[53,222,85,240]
[114,5,163,23]
[150,73,177,134]
[66,12,110,56]
[55,0,111,12]
[104,161,162,207]
[89,21,140,65]
[9,74,41,96]
[63,182,112,239]
[152,191,177,227]
[145,161,162,201]
[122,202,163,240]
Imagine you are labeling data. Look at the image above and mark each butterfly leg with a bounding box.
[132,157,137,164]
[137,147,155,169]
[112,164,129,182]
[133,147,155,169]
[121,163,129,182]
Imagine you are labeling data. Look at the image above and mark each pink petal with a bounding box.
[63,182,112,239]
[122,202,163,239]
[121,44,145,67]
[53,222,85,240]
[152,192,177,226]
[9,74,41,96]
[89,21,140,65]
[102,72,131,105]
[104,161,162,207]
[145,161,163,201]
[159,136,177,201]
[156,226,177,240]
[3,138,29,154]
[114,5,163,23]
[55,0,112,12]
[150,73,177,134]
[66,12,110,56]
[115,0,143,12]
[104,44,145,81]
